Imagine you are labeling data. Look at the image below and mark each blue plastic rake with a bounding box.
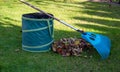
[20,0,111,59]
[82,32,111,59]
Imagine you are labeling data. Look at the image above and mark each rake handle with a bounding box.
[20,0,84,34]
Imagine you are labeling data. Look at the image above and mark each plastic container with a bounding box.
[22,13,54,52]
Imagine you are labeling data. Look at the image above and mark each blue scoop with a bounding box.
[82,32,111,59]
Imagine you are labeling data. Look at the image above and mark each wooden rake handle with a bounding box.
[20,0,84,34]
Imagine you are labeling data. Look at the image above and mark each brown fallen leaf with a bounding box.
[15,48,20,52]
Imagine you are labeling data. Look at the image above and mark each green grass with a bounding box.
[0,0,120,72]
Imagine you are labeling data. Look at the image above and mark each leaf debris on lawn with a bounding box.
[52,37,93,57]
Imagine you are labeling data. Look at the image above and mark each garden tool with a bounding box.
[20,0,111,59]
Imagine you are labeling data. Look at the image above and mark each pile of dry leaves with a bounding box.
[52,38,93,57]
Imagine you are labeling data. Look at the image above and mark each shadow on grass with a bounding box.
[72,1,120,37]
[0,16,21,50]
[77,1,120,18]
[74,17,120,29]
[27,0,83,9]
[27,0,120,21]
[0,65,1,72]
[54,29,81,40]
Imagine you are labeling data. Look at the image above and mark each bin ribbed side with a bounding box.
[22,13,54,52]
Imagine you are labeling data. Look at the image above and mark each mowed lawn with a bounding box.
[0,0,120,72]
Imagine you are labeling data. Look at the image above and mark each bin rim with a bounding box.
[22,16,54,21]
[22,12,54,21]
